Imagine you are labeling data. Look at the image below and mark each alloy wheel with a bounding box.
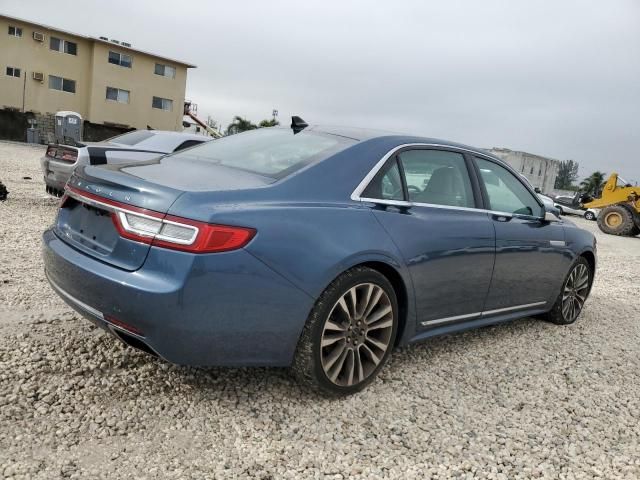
[320,283,394,387]
[562,264,590,322]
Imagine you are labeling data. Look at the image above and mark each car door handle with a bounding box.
[491,213,513,222]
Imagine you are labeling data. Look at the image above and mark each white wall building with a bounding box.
[487,148,560,194]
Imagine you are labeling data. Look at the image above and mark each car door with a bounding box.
[359,147,495,328]
[474,156,571,313]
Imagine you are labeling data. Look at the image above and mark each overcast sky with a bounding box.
[3,0,639,182]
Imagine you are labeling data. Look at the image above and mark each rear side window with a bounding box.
[362,159,404,201]
[399,150,474,207]
[109,130,155,146]
[476,157,543,216]
[173,139,203,152]
[169,128,354,178]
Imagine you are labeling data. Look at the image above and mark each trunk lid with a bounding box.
[54,162,184,271]
[54,157,272,270]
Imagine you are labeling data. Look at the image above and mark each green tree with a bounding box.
[580,171,606,197]
[258,118,280,128]
[226,116,258,135]
[554,160,579,189]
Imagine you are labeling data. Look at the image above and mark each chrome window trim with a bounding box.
[420,301,547,327]
[351,142,544,219]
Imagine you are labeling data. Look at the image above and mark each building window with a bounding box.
[538,167,542,176]
[108,51,132,68]
[49,75,76,93]
[6,66,21,78]
[530,166,534,175]
[8,26,22,37]
[106,87,130,103]
[152,96,173,111]
[154,63,176,78]
[50,37,77,55]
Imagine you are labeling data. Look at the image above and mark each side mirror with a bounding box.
[534,187,541,194]
[543,211,560,222]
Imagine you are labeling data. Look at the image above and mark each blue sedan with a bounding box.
[43,120,596,395]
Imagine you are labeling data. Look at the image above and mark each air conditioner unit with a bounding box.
[32,72,44,82]
[32,31,45,42]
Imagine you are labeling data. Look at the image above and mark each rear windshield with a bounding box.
[167,128,354,179]
[108,130,156,146]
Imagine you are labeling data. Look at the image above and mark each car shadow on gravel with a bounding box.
[156,315,551,401]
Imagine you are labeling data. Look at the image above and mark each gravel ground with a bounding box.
[1,141,639,479]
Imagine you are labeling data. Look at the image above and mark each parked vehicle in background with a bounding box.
[538,193,560,217]
[41,130,212,196]
[583,173,640,236]
[584,208,600,221]
[43,123,597,395]
[553,194,585,216]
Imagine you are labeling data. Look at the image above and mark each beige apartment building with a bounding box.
[0,14,195,140]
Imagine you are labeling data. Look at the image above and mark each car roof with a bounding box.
[299,124,499,160]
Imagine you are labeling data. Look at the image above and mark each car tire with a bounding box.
[584,211,595,221]
[543,256,592,325]
[597,205,636,236]
[556,206,564,215]
[291,266,398,396]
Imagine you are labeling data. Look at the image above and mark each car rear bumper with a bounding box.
[42,228,314,366]
[41,156,75,191]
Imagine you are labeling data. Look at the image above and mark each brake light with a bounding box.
[65,186,256,253]
[60,148,78,162]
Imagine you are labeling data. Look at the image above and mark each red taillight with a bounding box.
[60,148,78,162]
[65,186,256,253]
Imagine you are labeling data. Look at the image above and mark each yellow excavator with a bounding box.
[582,173,640,236]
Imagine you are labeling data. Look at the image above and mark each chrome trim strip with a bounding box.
[350,142,496,201]
[46,272,147,339]
[420,301,548,327]
[351,142,543,218]
[549,240,566,247]
[46,272,104,320]
[480,301,547,317]
[420,311,480,327]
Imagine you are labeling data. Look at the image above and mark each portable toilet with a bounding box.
[54,111,83,145]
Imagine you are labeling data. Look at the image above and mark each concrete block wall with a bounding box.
[34,112,55,144]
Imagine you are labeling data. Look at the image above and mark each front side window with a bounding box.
[6,66,21,78]
[399,150,474,208]
[8,26,22,37]
[154,63,176,78]
[106,86,130,103]
[476,157,543,217]
[50,37,77,55]
[49,75,76,93]
[108,51,132,68]
[152,96,173,111]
